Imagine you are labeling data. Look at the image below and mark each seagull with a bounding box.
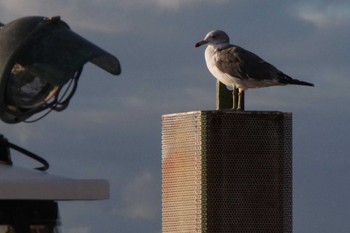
[195,30,314,110]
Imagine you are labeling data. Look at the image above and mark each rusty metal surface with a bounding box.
[162,111,292,233]
[162,112,205,233]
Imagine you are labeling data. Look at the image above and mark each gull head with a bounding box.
[195,30,230,48]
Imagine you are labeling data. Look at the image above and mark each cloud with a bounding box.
[153,0,228,10]
[96,0,228,11]
[0,0,71,20]
[297,3,350,28]
[116,171,160,220]
[0,0,229,34]
[66,226,91,233]
[0,0,126,33]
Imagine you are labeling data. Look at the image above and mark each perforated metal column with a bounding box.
[162,111,292,233]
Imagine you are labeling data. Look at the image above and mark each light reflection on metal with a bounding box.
[7,64,59,110]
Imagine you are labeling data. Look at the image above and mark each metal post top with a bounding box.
[162,110,292,118]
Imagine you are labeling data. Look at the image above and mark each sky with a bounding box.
[0,0,349,232]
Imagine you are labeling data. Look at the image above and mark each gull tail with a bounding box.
[278,73,314,87]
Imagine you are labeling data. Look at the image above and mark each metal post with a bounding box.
[216,81,232,110]
[162,111,292,233]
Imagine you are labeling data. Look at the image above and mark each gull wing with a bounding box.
[215,45,287,82]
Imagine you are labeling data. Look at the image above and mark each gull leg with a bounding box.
[232,86,238,110]
[237,89,245,111]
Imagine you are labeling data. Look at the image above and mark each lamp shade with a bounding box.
[0,16,121,123]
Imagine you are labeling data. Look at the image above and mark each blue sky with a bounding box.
[0,0,350,233]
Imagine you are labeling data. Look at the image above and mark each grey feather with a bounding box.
[215,45,313,86]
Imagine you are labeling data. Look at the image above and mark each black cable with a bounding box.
[24,69,81,123]
[6,141,49,171]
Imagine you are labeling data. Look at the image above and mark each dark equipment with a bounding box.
[0,16,121,123]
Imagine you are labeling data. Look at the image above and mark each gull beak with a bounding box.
[195,40,207,48]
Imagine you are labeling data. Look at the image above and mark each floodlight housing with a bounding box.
[0,16,121,123]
